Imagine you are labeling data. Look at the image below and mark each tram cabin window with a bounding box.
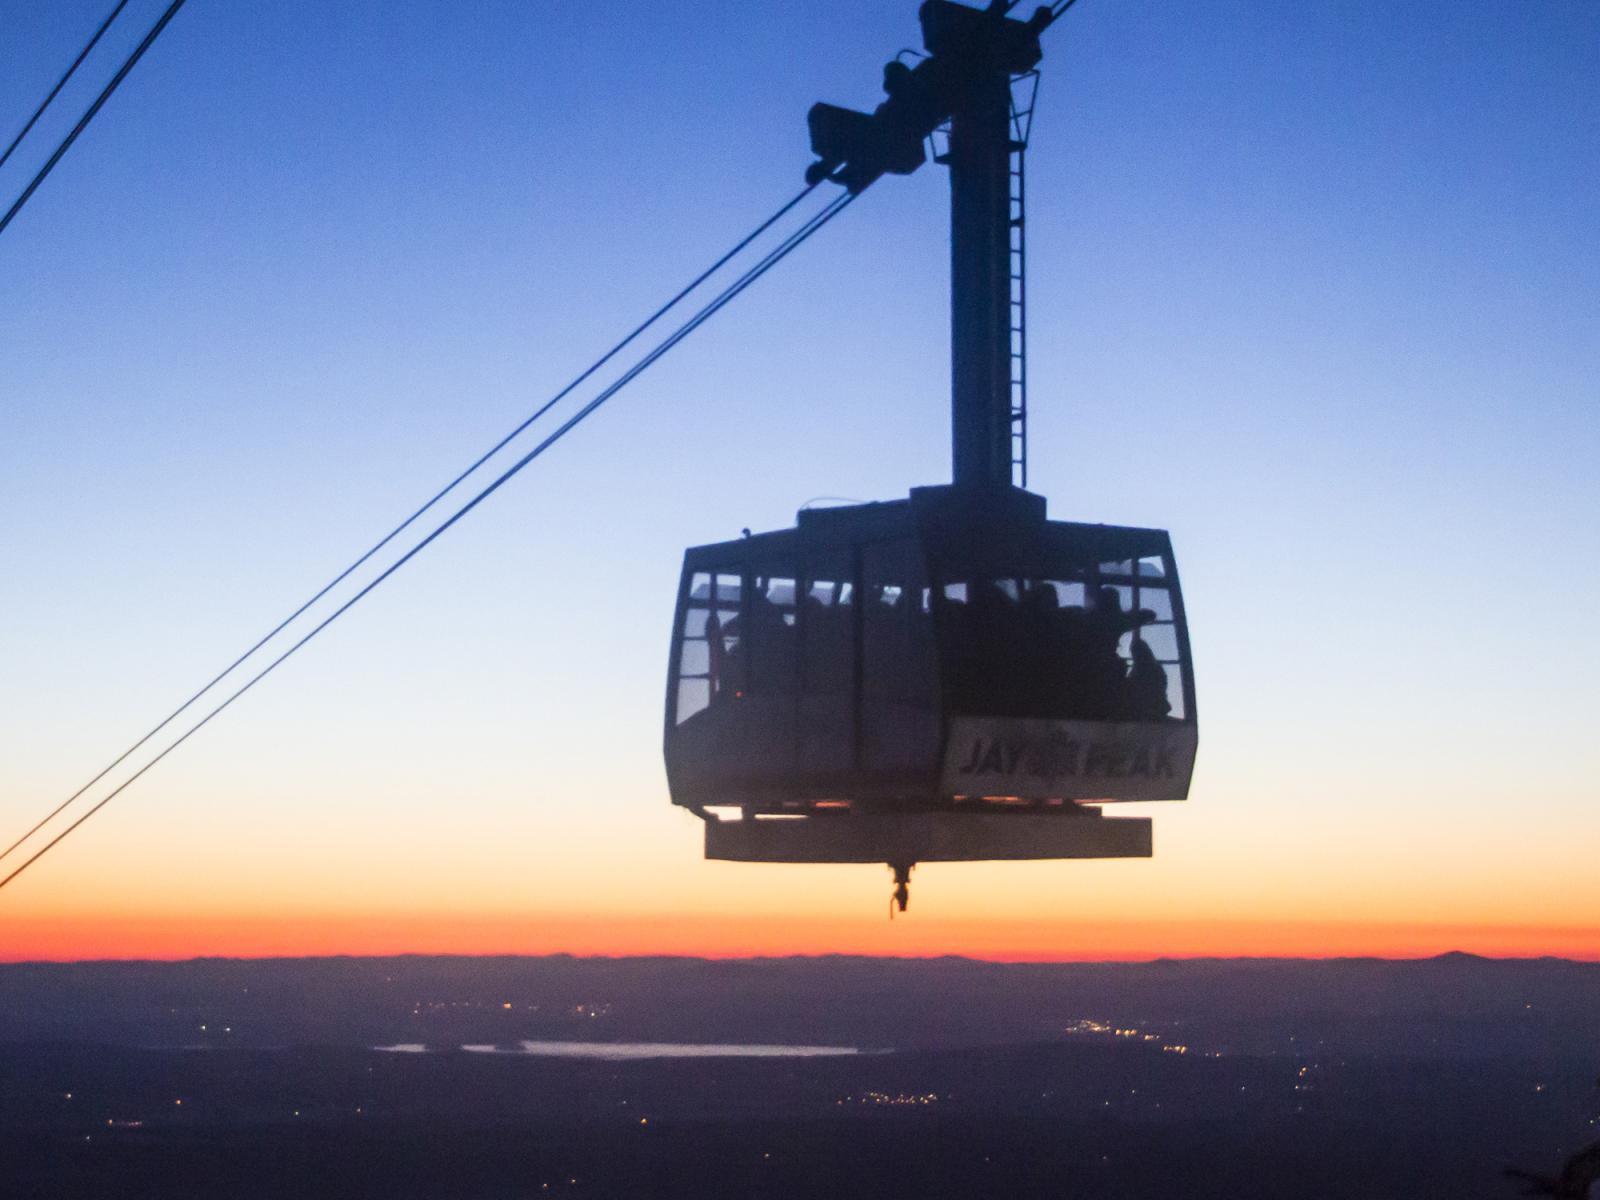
[675,570,742,725]
[936,569,1187,722]
[1099,556,1188,720]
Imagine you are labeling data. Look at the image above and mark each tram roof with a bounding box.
[683,485,1173,566]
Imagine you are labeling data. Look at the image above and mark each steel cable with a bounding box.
[0,0,132,174]
[0,0,187,240]
[0,187,856,893]
[0,181,822,870]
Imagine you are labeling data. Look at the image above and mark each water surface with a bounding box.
[376,1040,861,1060]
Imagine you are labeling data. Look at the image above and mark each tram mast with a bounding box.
[804,1,1051,490]
[947,19,1023,489]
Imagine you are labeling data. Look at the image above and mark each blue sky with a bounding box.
[1,0,1596,950]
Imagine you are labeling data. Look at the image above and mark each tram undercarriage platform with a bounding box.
[703,807,1151,864]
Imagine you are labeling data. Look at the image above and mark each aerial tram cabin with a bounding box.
[663,1,1198,909]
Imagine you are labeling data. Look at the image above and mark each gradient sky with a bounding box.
[2,0,1597,962]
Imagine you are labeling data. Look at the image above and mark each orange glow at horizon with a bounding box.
[4,910,1598,965]
[4,765,1598,966]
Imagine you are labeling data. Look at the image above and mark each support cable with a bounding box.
[0,181,823,869]
[0,188,856,894]
[0,0,131,174]
[0,0,186,240]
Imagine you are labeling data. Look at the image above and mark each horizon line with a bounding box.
[6,947,1599,968]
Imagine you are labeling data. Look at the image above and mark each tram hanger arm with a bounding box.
[803,1,1055,194]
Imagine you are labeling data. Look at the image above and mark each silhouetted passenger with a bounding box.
[1051,603,1093,717]
[965,580,1025,714]
[804,594,852,694]
[1021,583,1068,716]
[1090,585,1157,638]
[1069,587,1138,718]
[748,586,797,693]
[1127,638,1172,719]
[864,582,936,704]
[707,608,743,702]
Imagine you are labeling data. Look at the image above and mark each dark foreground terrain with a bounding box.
[1,954,1596,1198]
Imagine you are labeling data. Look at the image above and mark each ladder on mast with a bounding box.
[1008,71,1038,489]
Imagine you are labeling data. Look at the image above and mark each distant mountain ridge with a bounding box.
[2,952,1596,1060]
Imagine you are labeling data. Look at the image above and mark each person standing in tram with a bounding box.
[1127,637,1172,719]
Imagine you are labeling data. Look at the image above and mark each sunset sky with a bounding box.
[2,0,1596,963]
